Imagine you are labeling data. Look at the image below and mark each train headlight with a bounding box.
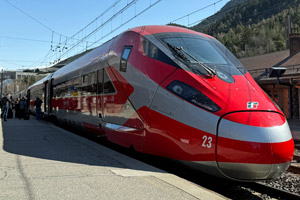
[216,70,234,83]
[172,85,183,95]
[166,80,221,112]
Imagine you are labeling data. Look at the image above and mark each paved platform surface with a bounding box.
[0,117,225,200]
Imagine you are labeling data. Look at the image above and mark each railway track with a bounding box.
[244,182,300,200]
[296,142,300,149]
[295,140,300,151]
[289,157,300,174]
[288,140,300,174]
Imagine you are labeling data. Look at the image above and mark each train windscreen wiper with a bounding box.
[166,43,216,78]
[167,43,191,64]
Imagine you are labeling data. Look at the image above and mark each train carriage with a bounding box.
[28,25,294,181]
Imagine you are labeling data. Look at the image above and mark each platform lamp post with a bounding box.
[269,67,287,84]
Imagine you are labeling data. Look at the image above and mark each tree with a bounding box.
[190,0,300,58]
[23,76,36,87]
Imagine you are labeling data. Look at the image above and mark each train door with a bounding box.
[44,81,48,115]
[100,67,119,126]
[48,79,53,114]
[97,69,104,132]
[100,65,144,151]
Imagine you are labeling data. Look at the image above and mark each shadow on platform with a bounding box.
[1,117,163,173]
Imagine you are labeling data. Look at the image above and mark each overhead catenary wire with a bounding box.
[3,0,97,65]
[68,0,123,40]
[2,0,162,69]
[169,0,225,26]
[3,0,65,37]
[0,59,47,67]
[3,0,93,43]
[187,0,254,28]
[0,0,244,69]
[88,0,162,49]
[0,59,48,63]
[29,0,124,68]
[168,0,255,28]
[59,0,139,59]
[0,35,52,43]
[46,0,162,66]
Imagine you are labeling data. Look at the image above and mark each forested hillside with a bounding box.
[191,0,300,58]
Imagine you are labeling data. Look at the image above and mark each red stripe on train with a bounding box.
[217,137,294,164]
[222,111,286,127]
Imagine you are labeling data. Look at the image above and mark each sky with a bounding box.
[0,0,230,71]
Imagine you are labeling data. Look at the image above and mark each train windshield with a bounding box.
[163,37,227,65]
[159,34,247,76]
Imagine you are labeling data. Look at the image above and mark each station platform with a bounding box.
[0,117,225,200]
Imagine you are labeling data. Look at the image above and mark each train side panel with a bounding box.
[50,40,114,134]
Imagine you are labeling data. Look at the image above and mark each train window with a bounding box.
[120,46,132,72]
[73,77,80,96]
[54,84,61,98]
[61,83,67,97]
[97,70,103,94]
[103,69,116,94]
[54,82,67,98]
[211,38,247,75]
[90,72,96,85]
[65,79,79,97]
[82,74,89,86]
[162,37,228,65]
[88,72,97,96]
[143,37,178,67]
[80,72,97,96]
[65,79,73,97]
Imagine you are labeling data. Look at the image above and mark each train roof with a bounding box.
[50,25,213,85]
[28,74,52,90]
[51,38,114,84]
[129,25,214,38]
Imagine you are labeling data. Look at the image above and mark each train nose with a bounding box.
[216,112,294,180]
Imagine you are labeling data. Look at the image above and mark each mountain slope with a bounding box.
[190,0,300,57]
[195,0,247,29]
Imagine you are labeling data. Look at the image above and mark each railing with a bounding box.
[248,64,300,79]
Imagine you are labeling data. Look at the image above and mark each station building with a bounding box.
[240,30,300,119]
[1,71,48,96]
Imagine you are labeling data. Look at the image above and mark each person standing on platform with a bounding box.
[7,95,13,119]
[34,97,43,120]
[19,97,27,119]
[15,98,20,119]
[1,94,11,121]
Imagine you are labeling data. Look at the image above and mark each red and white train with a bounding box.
[27,25,294,181]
